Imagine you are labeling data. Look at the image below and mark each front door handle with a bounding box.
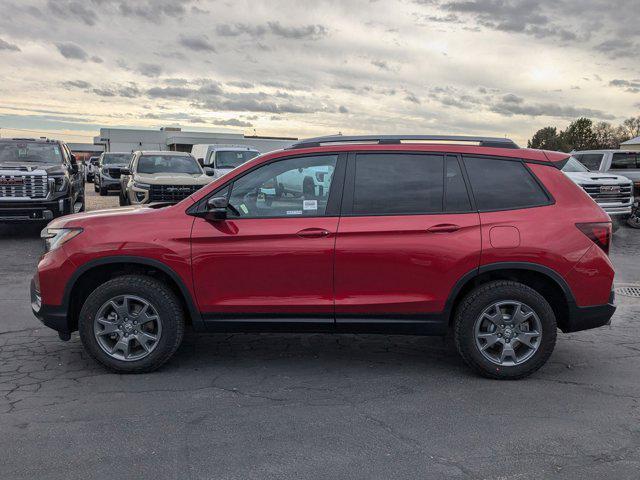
[297,228,331,238]
[427,224,461,233]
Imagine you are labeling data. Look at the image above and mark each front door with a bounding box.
[191,153,345,328]
[334,153,481,331]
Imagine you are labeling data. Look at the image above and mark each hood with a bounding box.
[134,172,212,185]
[563,171,632,185]
[0,163,66,176]
[47,204,176,229]
[103,163,128,168]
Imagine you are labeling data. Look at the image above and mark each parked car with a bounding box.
[94,152,132,196]
[191,144,259,178]
[561,156,633,231]
[0,138,85,222]
[119,151,213,206]
[86,156,100,182]
[573,150,640,228]
[31,135,616,379]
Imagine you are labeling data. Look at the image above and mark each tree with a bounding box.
[621,116,640,139]
[593,122,618,149]
[527,126,562,150]
[557,117,598,151]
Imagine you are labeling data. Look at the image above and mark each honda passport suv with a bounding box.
[0,138,85,223]
[119,151,213,206]
[31,135,616,379]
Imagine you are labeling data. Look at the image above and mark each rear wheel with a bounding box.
[79,275,185,373]
[627,203,640,229]
[99,179,108,196]
[454,280,557,380]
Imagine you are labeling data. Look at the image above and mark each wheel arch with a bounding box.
[63,256,202,332]
[446,262,576,332]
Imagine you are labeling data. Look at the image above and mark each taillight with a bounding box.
[576,222,611,255]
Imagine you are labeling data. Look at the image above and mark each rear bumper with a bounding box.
[563,290,616,333]
[0,197,68,222]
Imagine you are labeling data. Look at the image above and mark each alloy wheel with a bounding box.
[473,300,542,366]
[93,295,162,361]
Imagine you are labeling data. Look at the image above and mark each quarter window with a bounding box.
[352,154,444,215]
[445,156,471,212]
[463,156,549,211]
[227,155,337,218]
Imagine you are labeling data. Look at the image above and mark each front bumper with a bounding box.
[99,175,121,190]
[31,277,71,337]
[563,290,616,333]
[603,205,633,216]
[0,197,69,222]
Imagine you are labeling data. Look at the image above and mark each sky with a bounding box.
[0,0,638,146]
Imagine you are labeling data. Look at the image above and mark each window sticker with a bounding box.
[53,147,61,157]
[286,210,303,215]
[18,148,27,157]
[240,204,249,214]
[303,199,318,210]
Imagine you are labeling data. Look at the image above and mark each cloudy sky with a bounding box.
[0,0,638,145]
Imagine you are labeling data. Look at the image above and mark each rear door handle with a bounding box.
[427,224,461,233]
[296,228,331,238]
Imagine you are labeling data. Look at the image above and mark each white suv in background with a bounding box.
[562,156,634,231]
[572,150,640,228]
[191,144,260,178]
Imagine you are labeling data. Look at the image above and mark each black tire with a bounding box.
[77,195,86,213]
[118,192,127,206]
[99,182,108,196]
[94,180,99,192]
[454,280,557,380]
[627,205,640,229]
[78,275,185,373]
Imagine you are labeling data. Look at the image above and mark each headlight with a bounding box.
[40,227,83,252]
[133,182,150,189]
[54,176,68,192]
[102,167,109,175]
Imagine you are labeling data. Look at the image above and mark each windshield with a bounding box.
[102,153,131,165]
[0,141,63,164]
[214,150,259,169]
[562,156,590,173]
[137,155,202,174]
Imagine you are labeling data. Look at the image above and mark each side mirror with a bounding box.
[204,167,215,176]
[206,196,229,220]
[120,167,131,175]
[197,158,204,166]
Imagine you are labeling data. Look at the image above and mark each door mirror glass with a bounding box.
[204,166,215,176]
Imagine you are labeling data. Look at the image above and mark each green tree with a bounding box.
[593,121,618,149]
[621,116,640,139]
[527,126,561,150]
[558,117,598,151]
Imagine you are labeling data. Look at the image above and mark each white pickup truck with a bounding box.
[562,156,634,231]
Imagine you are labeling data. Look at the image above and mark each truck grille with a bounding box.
[0,175,48,199]
[108,168,122,179]
[581,184,633,204]
[149,184,204,202]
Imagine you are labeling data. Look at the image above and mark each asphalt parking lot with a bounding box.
[1,186,639,479]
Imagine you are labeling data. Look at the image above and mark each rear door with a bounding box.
[334,152,481,331]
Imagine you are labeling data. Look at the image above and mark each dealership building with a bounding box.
[92,127,297,154]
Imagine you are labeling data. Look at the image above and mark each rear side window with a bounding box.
[611,152,640,169]
[463,156,549,211]
[576,154,603,171]
[353,154,444,214]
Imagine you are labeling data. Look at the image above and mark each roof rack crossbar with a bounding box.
[287,135,519,149]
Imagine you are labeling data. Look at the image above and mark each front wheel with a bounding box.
[79,275,185,373]
[454,280,557,380]
[627,203,640,229]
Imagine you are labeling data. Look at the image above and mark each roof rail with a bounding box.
[287,134,519,150]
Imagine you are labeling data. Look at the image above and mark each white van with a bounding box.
[190,144,260,178]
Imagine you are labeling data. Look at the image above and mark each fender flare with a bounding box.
[63,255,203,329]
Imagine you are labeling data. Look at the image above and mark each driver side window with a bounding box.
[227,155,337,218]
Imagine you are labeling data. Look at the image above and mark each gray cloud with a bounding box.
[179,34,216,53]
[595,39,634,59]
[116,0,191,22]
[338,105,349,113]
[609,79,640,93]
[210,118,253,127]
[137,63,163,77]
[55,42,89,61]
[147,86,193,99]
[214,22,327,40]
[0,38,20,51]
[48,0,96,26]
[61,80,92,89]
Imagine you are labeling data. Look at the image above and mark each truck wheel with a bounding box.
[627,205,640,229]
[78,275,185,373]
[454,280,557,380]
[94,180,99,193]
[118,192,127,206]
[99,181,108,196]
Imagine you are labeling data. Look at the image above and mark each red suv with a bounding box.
[31,135,616,379]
